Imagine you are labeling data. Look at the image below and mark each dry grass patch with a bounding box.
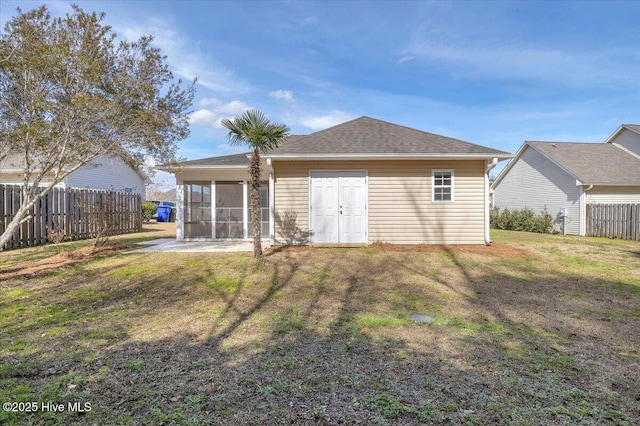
[0,229,638,425]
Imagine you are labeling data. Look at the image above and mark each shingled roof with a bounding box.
[180,152,251,167]
[269,116,510,157]
[527,141,640,185]
[1,152,149,181]
[180,136,308,168]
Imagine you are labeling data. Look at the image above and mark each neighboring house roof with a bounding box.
[0,152,150,183]
[494,141,640,187]
[605,123,640,144]
[268,116,511,159]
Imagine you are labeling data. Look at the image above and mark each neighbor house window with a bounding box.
[432,170,454,202]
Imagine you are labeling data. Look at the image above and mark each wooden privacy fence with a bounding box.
[586,203,640,241]
[1,185,142,250]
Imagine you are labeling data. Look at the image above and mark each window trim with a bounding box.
[432,169,455,203]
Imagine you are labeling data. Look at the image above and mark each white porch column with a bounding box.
[176,182,184,240]
[211,181,216,239]
[243,180,249,239]
[268,159,275,246]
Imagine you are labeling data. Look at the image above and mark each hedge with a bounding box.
[490,207,553,234]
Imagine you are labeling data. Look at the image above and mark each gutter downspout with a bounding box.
[579,184,593,236]
[485,158,498,245]
[267,158,276,247]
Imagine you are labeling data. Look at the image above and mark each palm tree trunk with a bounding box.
[250,149,263,258]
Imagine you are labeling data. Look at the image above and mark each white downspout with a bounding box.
[485,158,498,245]
[267,158,275,246]
[580,184,593,236]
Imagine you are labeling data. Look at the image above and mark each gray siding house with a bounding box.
[492,124,640,235]
[0,154,149,199]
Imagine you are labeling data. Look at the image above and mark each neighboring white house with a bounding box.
[492,124,640,235]
[0,153,150,199]
[162,116,513,245]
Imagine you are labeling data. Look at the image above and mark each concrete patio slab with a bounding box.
[129,239,270,253]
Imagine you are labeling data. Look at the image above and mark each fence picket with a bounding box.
[586,203,640,241]
[0,184,142,250]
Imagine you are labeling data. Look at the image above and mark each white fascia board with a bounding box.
[604,124,640,144]
[181,165,248,169]
[158,165,248,172]
[490,142,529,189]
[580,183,640,187]
[265,153,514,161]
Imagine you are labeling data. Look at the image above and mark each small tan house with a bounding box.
[168,117,512,245]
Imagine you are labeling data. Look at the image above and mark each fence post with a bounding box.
[1,184,144,250]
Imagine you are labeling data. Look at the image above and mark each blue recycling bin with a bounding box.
[156,206,171,222]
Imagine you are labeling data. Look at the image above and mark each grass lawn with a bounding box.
[1,225,639,425]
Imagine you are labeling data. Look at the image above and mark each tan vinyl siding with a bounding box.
[493,147,581,235]
[272,162,310,243]
[273,160,486,245]
[586,186,640,204]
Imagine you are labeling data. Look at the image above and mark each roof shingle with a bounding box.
[270,116,509,156]
[528,141,640,185]
[181,152,250,167]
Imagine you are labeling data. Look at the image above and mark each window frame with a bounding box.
[431,169,455,203]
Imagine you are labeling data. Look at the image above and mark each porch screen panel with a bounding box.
[184,181,212,238]
[216,181,244,238]
[248,184,269,237]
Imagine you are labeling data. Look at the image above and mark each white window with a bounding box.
[432,170,454,202]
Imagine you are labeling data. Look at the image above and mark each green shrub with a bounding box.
[491,207,553,233]
[142,201,157,222]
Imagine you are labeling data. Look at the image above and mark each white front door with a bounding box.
[311,171,367,243]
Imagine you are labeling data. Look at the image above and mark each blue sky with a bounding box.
[2,0,639,186]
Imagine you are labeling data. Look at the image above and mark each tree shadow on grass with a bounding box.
[1,246,639,425]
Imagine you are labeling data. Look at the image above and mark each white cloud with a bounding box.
[188,109,218,127]
[114,17,250,94]
[269,90,295,102]
[301,110,355,131]
[188,98,251,129]
[397,55,414,64]
[217,100,250,115]
[404,36,639,88]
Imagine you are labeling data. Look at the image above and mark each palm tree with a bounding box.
[221,109,290,258]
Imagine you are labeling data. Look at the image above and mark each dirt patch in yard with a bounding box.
[0,244,129,281]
